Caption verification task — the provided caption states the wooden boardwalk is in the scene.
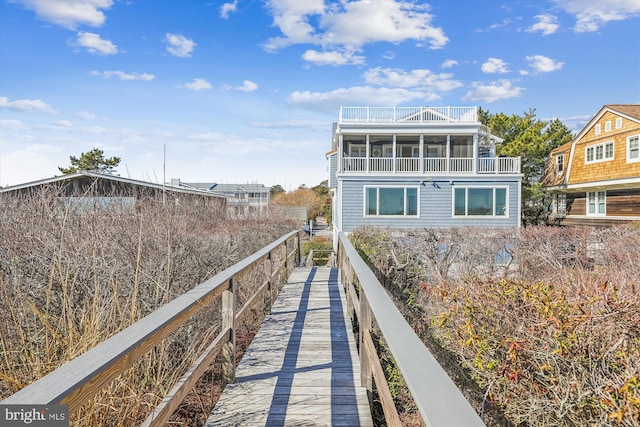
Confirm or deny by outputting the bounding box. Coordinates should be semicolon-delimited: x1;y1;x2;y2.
206;266;373;427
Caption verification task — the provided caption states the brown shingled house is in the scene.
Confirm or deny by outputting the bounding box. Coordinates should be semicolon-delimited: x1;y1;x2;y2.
541;104;640;226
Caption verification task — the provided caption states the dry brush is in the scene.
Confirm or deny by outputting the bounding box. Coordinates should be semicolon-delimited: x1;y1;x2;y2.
350;225;640;426
0;188;298;425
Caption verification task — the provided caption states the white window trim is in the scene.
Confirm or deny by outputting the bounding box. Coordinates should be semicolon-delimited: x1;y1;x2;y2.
363;185;420;217
605;121;611;132
585;141;614;164
586;191;606;217
555;194;567;216
555;153;564;174
451;186;510;218
615;118;622;129
595;124;601;135
627;135;640;163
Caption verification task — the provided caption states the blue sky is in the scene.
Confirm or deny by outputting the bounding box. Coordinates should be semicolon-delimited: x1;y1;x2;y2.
1;0;639;190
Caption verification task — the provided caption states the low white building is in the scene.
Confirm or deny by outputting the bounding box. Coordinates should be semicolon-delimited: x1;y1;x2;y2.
170;179;270;215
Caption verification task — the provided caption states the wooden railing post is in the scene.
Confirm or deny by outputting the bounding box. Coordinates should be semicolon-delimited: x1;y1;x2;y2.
359;290;373;403
221;278;236;387
264;252;273;314
296;231;301;266
285;238;290;272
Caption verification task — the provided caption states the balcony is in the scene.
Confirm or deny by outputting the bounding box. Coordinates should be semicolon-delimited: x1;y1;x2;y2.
341;156;520;175
339;106;478;124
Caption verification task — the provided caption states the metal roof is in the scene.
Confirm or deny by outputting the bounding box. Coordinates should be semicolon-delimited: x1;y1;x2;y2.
0;171;227;199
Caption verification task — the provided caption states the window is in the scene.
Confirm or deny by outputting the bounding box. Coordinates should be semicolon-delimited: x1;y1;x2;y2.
555;194;567;216
605;121;611;132
365;186;418;216
453;187;508;217
587;191;606;216
586;141;614;163
348;144;366;157
616;118;622;129
628;135;639;163
555;154;564;174
595;124;601;135
397;145;419;157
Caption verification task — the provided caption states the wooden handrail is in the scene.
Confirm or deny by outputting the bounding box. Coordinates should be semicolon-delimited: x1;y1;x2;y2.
2;230;301;424
337;232;485;427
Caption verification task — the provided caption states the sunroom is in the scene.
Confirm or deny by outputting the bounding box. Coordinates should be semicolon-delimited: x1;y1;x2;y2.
341;131;519;175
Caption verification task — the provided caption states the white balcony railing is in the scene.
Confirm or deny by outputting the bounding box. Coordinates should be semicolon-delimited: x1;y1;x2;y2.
450;158;474;173
369;158;393;172
395;158;420;172
424;158;448;172
342;156;520;174
343;157;367;172
339;106;478;124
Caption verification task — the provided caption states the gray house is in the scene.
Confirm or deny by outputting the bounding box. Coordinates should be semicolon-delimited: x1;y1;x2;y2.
327;106;522;236
170;180;270;215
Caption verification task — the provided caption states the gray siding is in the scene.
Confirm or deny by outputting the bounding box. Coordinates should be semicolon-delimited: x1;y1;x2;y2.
340;178;520;232
328;154;337;188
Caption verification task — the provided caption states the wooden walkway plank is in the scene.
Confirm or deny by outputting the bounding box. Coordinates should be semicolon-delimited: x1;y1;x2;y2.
206;267;373;427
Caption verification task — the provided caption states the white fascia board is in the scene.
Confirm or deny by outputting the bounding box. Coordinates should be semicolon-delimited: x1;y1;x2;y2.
565;177;640;190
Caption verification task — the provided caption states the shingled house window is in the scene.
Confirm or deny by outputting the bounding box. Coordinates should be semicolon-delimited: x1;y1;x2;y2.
628;135;639;163
555;154;564;174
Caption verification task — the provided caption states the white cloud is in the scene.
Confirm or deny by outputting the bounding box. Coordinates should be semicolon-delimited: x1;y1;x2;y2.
75;111;97;120
263;0;448;58
183;78;212;91
74;31;117;55
302;49;365;66
475;18;511;33
462;80;522;103
0;119;26;130
481;58;509;74
441;59;458;69
188;132;275;154
363;67;462;92
525;55;564;72
382;51;396;60
55;119;73;127
236;80;259;92
165;33;196;58
90;70;154;80
247;119;327;132
287;86;433;113
10;0;113;30
320;0;448;48
0;96;58;114
221;80;259;92
554;0;640;32
220;0;238;19
527;14;559;35
0;144;65;187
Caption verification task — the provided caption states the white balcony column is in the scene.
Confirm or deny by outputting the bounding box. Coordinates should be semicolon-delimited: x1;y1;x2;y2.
419;134;424;174
473;133;478;174
338;134;344;173
392;134;397;173
366;134;370;173
446;134;451;173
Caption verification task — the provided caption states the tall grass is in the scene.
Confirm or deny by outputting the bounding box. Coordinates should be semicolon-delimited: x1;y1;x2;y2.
350;225;640;426
0;187;298;425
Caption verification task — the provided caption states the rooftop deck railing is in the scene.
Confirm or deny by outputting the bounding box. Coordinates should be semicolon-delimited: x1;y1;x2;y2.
340;106;478;124
337;232;485;426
